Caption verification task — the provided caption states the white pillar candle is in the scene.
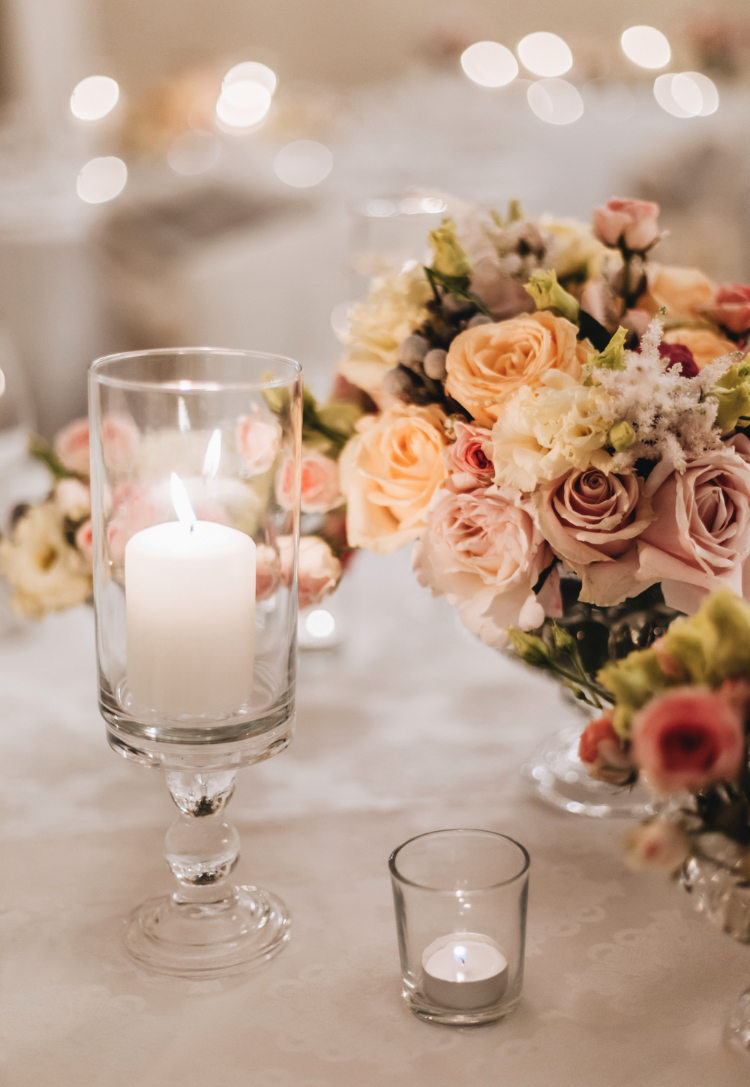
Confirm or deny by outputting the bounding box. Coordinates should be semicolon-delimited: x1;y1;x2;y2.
125;519;256;718
422;933;508;1010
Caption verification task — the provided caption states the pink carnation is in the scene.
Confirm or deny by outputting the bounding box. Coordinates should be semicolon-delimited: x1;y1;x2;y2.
237;411;282;475
444;421;494;491
633;686;745;793
592;197;660;252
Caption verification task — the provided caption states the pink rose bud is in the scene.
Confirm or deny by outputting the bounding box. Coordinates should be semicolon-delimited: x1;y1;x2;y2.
255;543;281;601
237;411;282;475
75;519;94;565
444;421;495;492
704;284;750;335
54;418;91;477
278;534;342;609
276;451;342;514
633;687;745;793
55;478;91;521
592;197;660;252
623;820;690;875
579;713;635;786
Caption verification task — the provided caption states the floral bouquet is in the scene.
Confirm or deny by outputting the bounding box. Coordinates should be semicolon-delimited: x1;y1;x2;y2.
338;193;750;798
0;387;358;620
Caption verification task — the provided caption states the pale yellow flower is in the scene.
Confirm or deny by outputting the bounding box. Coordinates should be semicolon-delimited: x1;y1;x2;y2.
0;502;92;619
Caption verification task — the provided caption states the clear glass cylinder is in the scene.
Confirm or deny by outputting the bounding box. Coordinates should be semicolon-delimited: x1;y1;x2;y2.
89;347;302;766
88;348;302;979
389;829;529;1025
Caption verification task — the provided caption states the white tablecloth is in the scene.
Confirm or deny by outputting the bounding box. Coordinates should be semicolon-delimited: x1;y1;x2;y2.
0;548;748;1086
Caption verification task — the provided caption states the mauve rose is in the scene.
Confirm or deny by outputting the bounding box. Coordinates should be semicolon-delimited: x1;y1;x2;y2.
579;713;635;785
470;260;536;322
237;411;282;474
412;482;553;648
75;519;93;566
255;543;281;601
279;534;342;608
592;197;660;252
276;450;342;514
623;821;690;874
636;448;750;613
705;284;750;335
633;686;745;792
444;421;494;491
536;468;653;606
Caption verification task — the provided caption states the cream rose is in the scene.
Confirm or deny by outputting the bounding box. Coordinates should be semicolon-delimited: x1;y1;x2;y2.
662;327;736;371
341;404;448;554
536;468;654;606
0;502;92;619
412;483;554;648
636;448;750;613
445;312;591;427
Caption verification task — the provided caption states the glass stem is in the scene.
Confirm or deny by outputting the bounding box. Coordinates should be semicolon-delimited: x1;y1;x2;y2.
164;771;241;904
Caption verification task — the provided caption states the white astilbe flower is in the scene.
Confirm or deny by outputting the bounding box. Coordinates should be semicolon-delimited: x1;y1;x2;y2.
595;315;737;473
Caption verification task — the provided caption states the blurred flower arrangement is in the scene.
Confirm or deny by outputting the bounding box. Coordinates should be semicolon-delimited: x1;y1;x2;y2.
0;390;358;620
338;192;750;719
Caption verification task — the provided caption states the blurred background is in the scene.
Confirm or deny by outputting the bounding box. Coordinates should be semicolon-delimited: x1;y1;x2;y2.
0;0;749;449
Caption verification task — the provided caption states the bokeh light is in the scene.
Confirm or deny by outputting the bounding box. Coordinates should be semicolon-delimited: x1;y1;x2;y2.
70;76;119;121
76;157;127;203
167;130;221;175
621;26;671;70
223;61;277;95
527;79;583;125
305;609;336;639
517;32;573;78
460;41;518;87
653;72;719;118
274;140;333;187
216;81;272;128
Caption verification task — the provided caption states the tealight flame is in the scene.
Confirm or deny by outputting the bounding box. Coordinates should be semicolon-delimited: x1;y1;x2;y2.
202;428;222;479
453;945;467;965
170;473;197;531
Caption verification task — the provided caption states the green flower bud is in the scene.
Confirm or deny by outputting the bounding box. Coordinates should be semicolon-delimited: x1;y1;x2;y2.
507;628;552;668
608;420;636;452
524;270;580;325
590;326;627;372
551;623;577;655
429;218;472;279
598;647;666;739
665;588;750;687
709;359;750;433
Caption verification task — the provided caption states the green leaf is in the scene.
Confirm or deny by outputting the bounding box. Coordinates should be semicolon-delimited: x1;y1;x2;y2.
424;267;491;318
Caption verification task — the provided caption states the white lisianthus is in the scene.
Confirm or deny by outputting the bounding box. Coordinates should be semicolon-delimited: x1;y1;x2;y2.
491;373;613;492
541;216;608;282
0;502;92;619
338;265;432;403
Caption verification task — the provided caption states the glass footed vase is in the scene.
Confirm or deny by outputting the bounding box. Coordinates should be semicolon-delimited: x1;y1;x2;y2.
89;348;302;978
681;842;750;1057
522;579;680;819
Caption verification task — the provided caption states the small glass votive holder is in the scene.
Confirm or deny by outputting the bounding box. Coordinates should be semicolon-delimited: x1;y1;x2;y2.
389;829;530;1025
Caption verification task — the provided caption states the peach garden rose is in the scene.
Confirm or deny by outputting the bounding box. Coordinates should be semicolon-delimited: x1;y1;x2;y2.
445;312;591;427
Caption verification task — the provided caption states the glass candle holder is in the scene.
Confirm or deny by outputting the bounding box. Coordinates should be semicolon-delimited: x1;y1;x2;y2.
89;348;302;979
389;829;530;1025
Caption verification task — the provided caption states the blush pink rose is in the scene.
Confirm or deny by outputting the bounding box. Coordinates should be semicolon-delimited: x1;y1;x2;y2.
106;483;164;567
536;468;654;606
75;519;94;566
412;483;554;648
54;415;138;478
579;713;635;785
705;284;750;335
54;419;91;476
592;197;660;252
237;411;282;474
279;534;342;608
444;421;494;491
255;543;281;601
633;686;745;793
636;449;750;613
276;450;341;514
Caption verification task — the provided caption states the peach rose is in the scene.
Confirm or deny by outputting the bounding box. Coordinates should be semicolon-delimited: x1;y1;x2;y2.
237;410;282;475
75;519;93;566
412;482;553;647
636;449;750;613
633;686;745;793
445;312;590;427
662;327;737;371
579;713;635;785
623;820;690;874
704;284;750;335
444;421;494;492
279;534;342;608
276;449;341;514
341;403;448;554
639;265;715;320
536;468;654;606
255;543;281;601
592;197;660;251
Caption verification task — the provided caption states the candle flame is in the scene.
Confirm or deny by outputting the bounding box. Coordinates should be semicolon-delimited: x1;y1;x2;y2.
202;428;222;479
170;472;197;531
452;945;467;965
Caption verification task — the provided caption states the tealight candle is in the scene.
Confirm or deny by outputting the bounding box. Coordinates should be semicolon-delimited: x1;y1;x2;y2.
421;933;508;1010
125;515;256;718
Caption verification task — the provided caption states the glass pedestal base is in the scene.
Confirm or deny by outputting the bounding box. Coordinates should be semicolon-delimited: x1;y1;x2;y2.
125;884;291;979
522;725;655;819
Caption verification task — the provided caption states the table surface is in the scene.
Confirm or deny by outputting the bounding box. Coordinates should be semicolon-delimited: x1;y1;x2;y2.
0;547;748;1087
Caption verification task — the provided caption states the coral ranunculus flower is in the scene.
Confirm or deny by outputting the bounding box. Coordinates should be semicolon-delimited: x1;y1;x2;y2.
633;687;745;793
